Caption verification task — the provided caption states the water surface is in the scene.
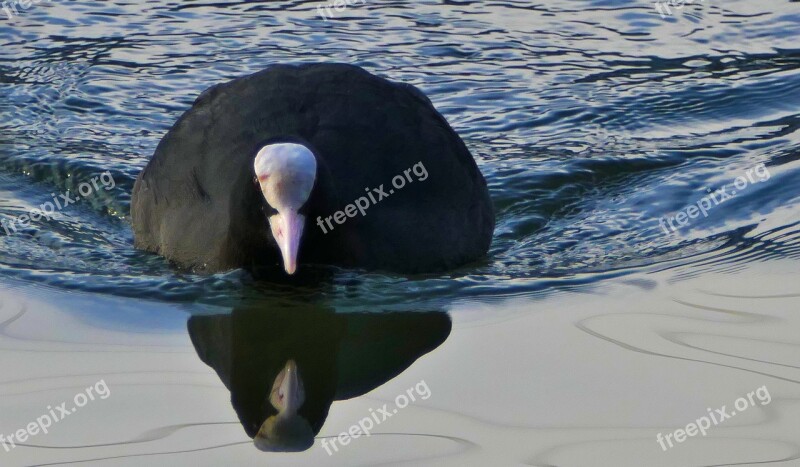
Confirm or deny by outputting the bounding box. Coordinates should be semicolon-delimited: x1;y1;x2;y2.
0;0;799;465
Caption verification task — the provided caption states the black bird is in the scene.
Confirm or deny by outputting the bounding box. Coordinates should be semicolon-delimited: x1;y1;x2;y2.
132;63;493;274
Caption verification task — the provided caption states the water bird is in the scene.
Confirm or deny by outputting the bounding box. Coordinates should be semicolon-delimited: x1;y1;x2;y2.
131;63;494;275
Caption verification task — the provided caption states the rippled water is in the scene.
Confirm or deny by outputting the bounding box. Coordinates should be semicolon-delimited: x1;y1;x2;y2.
1;0;799;465
1;0;797;308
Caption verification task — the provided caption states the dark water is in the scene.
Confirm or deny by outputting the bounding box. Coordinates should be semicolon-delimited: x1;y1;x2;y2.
2;1;800;465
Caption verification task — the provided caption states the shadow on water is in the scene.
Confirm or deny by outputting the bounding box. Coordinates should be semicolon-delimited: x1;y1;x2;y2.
187;300;451;452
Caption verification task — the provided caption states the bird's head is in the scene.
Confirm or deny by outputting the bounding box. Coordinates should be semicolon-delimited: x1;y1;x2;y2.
254;143;317;275
254;359;314;452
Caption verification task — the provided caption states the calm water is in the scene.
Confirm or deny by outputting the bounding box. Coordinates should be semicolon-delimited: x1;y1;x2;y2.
1;0;799;466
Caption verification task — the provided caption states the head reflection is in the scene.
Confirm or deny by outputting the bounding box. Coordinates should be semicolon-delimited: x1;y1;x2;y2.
255;359;314;452
187;304;451;452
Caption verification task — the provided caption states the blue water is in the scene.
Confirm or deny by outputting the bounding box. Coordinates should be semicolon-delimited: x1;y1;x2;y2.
0;0;799;309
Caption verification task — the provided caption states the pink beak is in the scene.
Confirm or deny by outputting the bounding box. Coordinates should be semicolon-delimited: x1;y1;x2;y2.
277;211;304;275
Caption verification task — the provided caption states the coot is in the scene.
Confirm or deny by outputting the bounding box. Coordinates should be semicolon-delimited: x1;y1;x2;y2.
131;64;493;274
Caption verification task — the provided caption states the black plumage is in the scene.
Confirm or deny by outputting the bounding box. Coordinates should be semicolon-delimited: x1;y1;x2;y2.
132;63;493;273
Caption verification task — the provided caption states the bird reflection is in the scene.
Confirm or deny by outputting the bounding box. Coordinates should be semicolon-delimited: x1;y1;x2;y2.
187;302;451;452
